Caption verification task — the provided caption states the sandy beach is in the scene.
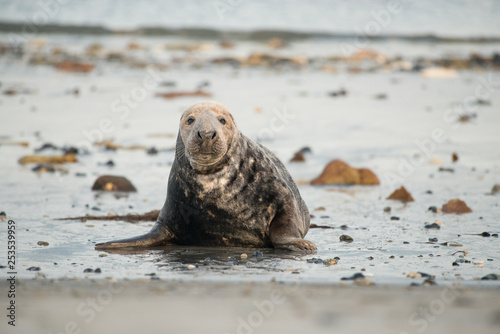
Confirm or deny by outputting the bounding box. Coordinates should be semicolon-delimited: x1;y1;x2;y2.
1;1;500;333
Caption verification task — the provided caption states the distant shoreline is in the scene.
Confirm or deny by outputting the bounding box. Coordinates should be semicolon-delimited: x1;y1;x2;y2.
1;21;500;44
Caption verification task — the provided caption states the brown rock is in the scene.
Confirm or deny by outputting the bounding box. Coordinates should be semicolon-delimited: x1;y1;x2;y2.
387;186;414;202
290;151;306;162
442;199;472;214
452;152;459;163
91;175;137;192
156;90;212;99
358;168;380;185
18;154;77;165
55;61;95;73
491;184;500;194
311;159;379;185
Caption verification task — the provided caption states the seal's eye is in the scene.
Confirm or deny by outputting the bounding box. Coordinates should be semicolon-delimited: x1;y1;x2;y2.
186;117;195;125
219;118;226;125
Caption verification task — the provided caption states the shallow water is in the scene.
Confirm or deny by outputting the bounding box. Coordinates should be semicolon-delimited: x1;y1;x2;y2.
0;32;499;287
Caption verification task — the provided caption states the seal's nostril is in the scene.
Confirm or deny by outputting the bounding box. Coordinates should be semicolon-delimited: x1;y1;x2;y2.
212;132;217;139
198;131;202;139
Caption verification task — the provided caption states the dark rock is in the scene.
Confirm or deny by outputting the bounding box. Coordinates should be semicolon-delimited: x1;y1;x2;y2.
63;146;79;155
428;238;438;242
341;273;365;281
299;147;312;154
383;206;391;213
428;206;438;213
27;266;41;271
442;199;472;214
425;190;433;194
339;235;353;243
91;175;137;192
32;164;56;173
147;147;158;155
75;172;86;177
452;262;459;266
329;88;347;97
37;241;49;246
491;184;500;194
252;251;263;259
390;216;400;221
99;160;115;167
307;258;324;264
480;232;491;237
34;143;58;152
452;152;459;163
481;274;499;280
387;186;414;202
438;167;455;173
425;223;441;229
83;268;94;273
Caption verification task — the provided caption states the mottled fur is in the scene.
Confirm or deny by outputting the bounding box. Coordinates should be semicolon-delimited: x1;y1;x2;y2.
95;102;316;251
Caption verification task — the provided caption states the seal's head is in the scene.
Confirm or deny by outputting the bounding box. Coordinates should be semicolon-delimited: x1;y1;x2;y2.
178;101;239;172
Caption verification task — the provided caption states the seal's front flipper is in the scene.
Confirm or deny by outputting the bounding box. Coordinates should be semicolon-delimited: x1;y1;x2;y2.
94;222;173;249
273;238;317;251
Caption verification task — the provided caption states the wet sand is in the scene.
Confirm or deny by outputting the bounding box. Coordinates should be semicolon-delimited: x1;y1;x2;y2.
1;279;500;334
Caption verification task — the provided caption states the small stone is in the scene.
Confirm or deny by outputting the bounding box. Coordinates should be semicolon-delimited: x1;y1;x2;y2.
99;254;107;257
428;238;438;242
94;268;102;273
324;258;338;266
289;151;306;162
252;251;263;259
422;278;437;286
403;241;410;244
37;241;49;246
428;206;438;213
452;262;459;266
452;152;459;163
240;253;248;259
383;206;391;213
480;274;499;280
491;184;500;194
407;272;422;278
91;175;137;192
480;232;491;237
386;186;414;202
339;235;353;243
341;273;365;281
425;222;441;229
390;216;400;221
492;234;499;238
145;273;156;276
27;266;41;271
187;265;196;270
442;199;472;214
147;147;158;155
83;268;94;273
307;258;324;264
438;167;454;173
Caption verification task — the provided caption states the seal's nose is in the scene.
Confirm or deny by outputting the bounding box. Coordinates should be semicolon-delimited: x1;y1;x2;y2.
197;130;217;141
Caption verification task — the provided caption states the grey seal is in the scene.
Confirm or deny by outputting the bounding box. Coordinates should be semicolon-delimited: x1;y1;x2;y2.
95;101;316;251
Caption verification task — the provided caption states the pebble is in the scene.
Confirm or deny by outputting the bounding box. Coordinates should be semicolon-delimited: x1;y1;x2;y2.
480;232;491;237
481;274;499;280
307;258;324;264
147;147;158;155
0;211;6;221
83;268;94;273
390;216;400;221
428;206;438;213
187;265;196;270
341;273;365;281
94;268;102;273
37;241;49;246
383;206;391;213
428;238;438;242
425;222;441;229
240;253;248;259
27;266;41;271
339;235;353;243
252;251;263;258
